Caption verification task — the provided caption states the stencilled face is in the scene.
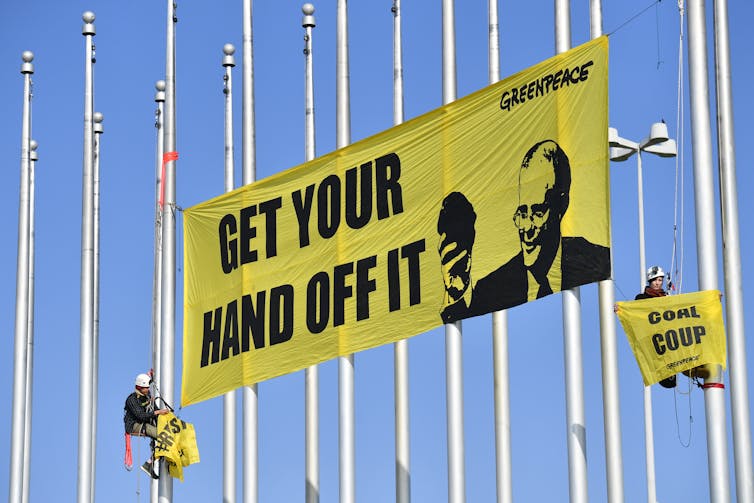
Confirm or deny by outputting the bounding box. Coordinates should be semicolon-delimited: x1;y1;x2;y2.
515;150;557;268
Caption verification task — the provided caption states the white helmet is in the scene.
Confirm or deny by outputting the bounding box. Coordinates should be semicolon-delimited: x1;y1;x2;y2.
135;373;151;387
646;265;665;283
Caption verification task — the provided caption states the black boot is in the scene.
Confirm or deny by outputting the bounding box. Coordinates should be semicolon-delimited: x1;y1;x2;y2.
659;375;677;389
140;460;159;479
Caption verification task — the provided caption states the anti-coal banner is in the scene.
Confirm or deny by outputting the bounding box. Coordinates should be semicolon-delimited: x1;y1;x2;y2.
616;290;726;386
182;36;610;406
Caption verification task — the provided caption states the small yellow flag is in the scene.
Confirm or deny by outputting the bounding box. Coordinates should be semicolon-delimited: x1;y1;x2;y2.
616;290;726;386
154;412;200;481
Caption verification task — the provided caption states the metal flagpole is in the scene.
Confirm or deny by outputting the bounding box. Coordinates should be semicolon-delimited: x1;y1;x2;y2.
391;2;410;502
92;111;104;502
302;5;320;503
336;2;355;502
488;2;512;502
78;12;96;503
590;2;625;502
10;50;33;503
686;1;731;501
222;43;238;503
442;2;465;502
22;139;38;503
713;1;753;500
555;2;588;502
159;0;177;498
241;2;259;502
151;79;166;503
638;147;657;503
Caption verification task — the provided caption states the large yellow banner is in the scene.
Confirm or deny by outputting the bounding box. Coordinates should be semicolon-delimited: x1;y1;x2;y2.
616;290;726;386
182;37;610;406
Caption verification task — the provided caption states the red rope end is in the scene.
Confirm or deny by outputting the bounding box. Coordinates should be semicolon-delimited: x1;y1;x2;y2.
159;151;179;209
124;433;133;470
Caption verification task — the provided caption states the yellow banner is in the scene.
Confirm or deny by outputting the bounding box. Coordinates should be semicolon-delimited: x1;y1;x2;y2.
182;37;610;406
154;413;201;481
616;290;726;386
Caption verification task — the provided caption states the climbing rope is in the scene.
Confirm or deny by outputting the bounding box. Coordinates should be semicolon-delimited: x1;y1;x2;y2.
669;0;686;296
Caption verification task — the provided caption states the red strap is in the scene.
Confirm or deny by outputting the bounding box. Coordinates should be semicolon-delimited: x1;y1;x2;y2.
124;433;133;470
702;382;725;389
159;151;179;209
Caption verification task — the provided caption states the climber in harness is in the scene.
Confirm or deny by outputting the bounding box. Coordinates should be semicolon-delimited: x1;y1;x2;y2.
635;265;677;389
123;372;170;479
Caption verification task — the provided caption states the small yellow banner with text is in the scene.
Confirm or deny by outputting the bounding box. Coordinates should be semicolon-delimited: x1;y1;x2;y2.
616;290;726;386
154;413;200;481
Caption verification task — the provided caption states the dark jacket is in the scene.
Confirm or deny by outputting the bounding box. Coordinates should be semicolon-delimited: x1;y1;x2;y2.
450;236;610;322
123;391;155;434
635;287;667;300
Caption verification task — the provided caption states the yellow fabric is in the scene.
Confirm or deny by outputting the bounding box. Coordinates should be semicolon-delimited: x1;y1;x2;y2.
182;36;610;406
154;413;200;481
616;290;726;386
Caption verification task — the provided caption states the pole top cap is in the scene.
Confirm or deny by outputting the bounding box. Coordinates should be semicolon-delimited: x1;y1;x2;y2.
222;44;236;67
82;11;96;35
21;51;34;74
155;80;166;102
302;3;315;27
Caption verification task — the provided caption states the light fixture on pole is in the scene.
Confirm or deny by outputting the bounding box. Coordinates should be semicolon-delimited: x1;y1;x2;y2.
609;121;677;286
609;121;677;503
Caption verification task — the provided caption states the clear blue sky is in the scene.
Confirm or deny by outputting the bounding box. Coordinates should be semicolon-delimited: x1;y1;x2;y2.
1;1;753;501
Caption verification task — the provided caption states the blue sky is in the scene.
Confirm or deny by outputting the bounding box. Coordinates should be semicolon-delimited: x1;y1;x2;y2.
1;1;753;501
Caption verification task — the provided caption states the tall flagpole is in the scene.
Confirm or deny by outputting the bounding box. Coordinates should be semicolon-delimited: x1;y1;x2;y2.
442;2;465;502
159;0;177;498
487;2;512;502
92;111;103;502
10;50;33;503
555;2;589;502
22;138;38;503
686;1;731;501
336;2;355;502
222;43;238;503
241;2;259;502
590;1;625;502
713;1;753;500
302;5;320;503
77;12;96;503
391;2;410;502
151;79;166;503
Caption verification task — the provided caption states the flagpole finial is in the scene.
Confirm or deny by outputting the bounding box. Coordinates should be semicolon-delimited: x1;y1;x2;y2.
82;11;95;36
222;44;236;68
302;3;315;27
21;51;34;74
155;80;166;103
94;112;104;134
